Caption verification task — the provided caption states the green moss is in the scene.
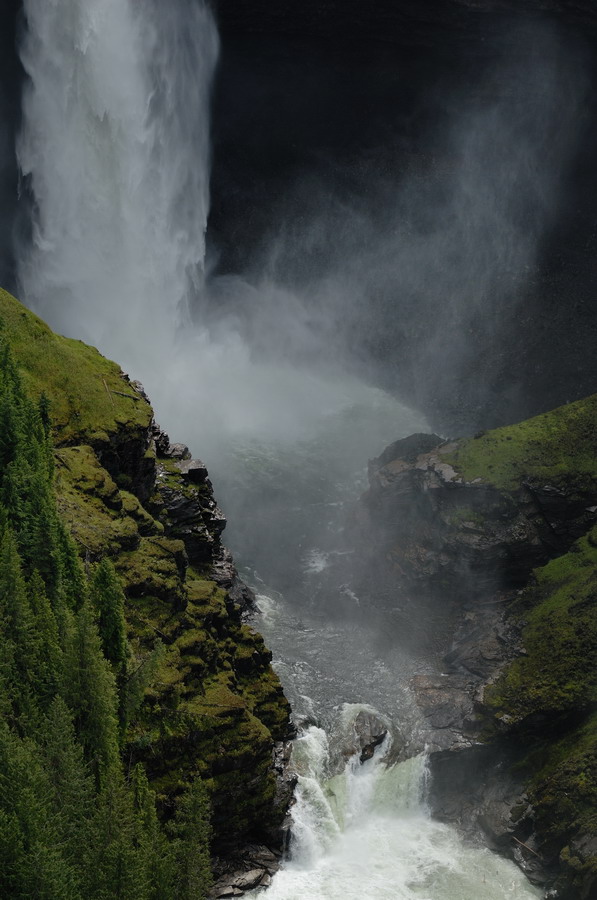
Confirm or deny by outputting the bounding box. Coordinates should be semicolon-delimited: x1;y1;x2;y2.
444;505;486;528
0;287;152;444
120;490;163;535
485;526;597;724
116;537;187;604
1;285;292;854
519;714;597;889
446;394;597;492
55;445;140;556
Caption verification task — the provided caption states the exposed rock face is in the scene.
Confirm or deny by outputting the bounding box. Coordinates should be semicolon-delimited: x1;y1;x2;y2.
354;395;597;898
57;407;295;859
363;431;597;593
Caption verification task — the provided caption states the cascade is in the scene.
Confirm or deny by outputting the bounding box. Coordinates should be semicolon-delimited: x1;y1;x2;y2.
248;719;540;899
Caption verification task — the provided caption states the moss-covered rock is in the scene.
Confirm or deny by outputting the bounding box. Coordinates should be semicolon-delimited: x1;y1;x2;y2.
0;287;293;859
484;526;597;728
0;287;152;444
477;528;597;897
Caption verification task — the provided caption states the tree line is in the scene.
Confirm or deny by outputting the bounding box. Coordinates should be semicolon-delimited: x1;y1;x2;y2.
0;333;212;899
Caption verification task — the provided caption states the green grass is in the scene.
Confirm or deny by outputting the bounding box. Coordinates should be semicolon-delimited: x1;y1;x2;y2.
0;287;152;444
446;394;597;492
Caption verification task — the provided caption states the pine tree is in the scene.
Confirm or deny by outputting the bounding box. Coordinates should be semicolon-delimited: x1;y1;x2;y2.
61;599;121;789
0;723;79;899
41;696;94;878
90;559;129;672
131;764;177;900
82;776;147;900
28;571;62;704
170;778;213;900
0;529;38;721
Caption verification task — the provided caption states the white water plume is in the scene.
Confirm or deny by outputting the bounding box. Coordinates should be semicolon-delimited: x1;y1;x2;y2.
16;0;396;450
251;721;541;900
17;0;218;367
13;8;581;898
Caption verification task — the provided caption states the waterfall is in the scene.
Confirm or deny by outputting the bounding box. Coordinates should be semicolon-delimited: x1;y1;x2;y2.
12;8;560;898
17;0;218;368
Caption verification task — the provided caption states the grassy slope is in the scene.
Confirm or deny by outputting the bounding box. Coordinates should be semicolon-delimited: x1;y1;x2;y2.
446;393;597;492
482;525;597;889
485;525;597;723
0;287;151;443
440;393;597;890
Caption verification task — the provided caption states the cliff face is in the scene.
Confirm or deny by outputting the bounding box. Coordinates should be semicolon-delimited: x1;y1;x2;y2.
355;396;597;898
0;288;294;890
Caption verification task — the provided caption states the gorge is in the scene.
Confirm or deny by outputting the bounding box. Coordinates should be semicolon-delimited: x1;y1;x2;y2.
0;1;595;898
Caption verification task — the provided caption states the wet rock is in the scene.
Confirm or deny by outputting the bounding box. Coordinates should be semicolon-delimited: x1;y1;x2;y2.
360;432;597;592
411;673;480;750
168;442;192;460
211;844;284;898
337;709;391;765
212;548;256;614
353;710;388;763
176;457;209;483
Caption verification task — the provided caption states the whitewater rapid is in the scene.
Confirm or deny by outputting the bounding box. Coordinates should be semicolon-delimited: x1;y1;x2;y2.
247;720;540;900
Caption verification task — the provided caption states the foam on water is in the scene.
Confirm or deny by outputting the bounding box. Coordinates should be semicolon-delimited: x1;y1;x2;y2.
251;723;541;900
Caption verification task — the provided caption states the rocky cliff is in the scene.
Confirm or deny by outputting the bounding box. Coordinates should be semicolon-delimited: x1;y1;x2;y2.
0;287;294;895
355;396;597;898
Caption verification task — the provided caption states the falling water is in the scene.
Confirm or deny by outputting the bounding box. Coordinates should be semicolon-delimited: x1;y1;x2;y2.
17;0;218;366
249;717;541;900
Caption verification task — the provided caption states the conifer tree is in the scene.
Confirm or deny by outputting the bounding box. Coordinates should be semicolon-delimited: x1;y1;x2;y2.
0;529;38;721
27;571;62;705
131;764;177;900
82;775;147;900
170;778;213;900
90;559;129;672
61;599;121;788
0;723;79;899
41;696;94;875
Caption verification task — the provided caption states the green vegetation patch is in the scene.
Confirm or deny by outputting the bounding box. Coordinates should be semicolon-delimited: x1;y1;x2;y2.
0;287;152;444
517;713;597;893
447;394;597;492
116;537;187;605
55;445;140;556
485;526;597;723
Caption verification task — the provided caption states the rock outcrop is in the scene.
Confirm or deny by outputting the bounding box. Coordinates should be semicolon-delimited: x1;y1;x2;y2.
354;395;597;898
0;287;294;887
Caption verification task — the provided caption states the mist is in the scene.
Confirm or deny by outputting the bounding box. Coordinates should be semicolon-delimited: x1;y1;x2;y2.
13;0;586;465
13;0;586;623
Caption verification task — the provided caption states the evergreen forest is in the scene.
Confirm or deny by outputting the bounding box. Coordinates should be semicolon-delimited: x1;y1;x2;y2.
0;331;212;899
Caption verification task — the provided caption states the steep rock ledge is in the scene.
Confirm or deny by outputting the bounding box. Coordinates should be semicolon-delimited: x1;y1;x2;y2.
0;288;295;889
355;396;597;898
